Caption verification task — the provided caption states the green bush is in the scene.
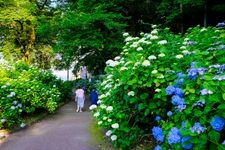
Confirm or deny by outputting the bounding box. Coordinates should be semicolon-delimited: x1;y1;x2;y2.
0;62;61;129
90;26;225;149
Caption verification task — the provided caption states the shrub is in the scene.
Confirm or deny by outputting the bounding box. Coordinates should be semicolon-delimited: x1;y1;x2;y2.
0;62;61;129
90;26;225;149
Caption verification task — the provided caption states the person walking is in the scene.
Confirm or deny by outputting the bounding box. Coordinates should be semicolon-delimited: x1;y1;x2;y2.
75;86;85;112
90;88;98;105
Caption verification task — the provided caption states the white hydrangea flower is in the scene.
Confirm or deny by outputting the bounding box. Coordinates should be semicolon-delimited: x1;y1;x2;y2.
176;54;184;59
142;60;150;67
103;117;107;120
1;85;7;88
180;46;186;49
11;106;16;110
152;25;157;28
125;37;134;42
107;75;113;79
100;104;107;109
97;100;102;104
158;53;165;57
200;28;207;32
148;55;157;60
20;123;26;128
137;47;143;51
1;119;6;123
150;35;158;40
105;84;112;89
120;67;128;71
111;135;117;141
208;90;213;94
151;70;158;74
123;32;129;37
184;38;189;41
93;112;100;117
114;56;121;60
99;94;106;99
106;130;113;136
106;106;113;112
106;60;119;67
151;29;158;34
13;100;17;105
98;121;103;125
157;74;164;79
155;89;161;92
128;91;135;96
19;109;22;113
111;123;119;129
108;119;112;122
158;40;167;45
89;104;97;110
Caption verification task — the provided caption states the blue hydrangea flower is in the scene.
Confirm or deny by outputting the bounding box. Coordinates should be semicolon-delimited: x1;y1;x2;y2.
176;72;186;78
155;116;161;121
190;62;196;68
175;78;184;87
222;140;225;144
166;85;175;95
181;136;193;149
154;145;162;150
210;117;225;132
152;126;164;142
167;111;172;117
188;68;198;80
171;95;185;106
176;104;186;112
190;122;205;134
168;127;181;145
175;88;184;96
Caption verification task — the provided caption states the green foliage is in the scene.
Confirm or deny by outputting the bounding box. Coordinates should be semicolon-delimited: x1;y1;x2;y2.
90;26;225;149
54;0;126;74
0;61;65;129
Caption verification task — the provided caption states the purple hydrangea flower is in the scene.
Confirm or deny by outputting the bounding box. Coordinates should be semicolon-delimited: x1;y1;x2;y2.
171;95;185;106
154;145;162;150
197;67;206;75
190;122;205;134
181;136;193;149
152;126;164;142
168;127;181;145
200;89;208;95
166;85;175;95
210;117;225;132
193;99;205;107
167;111;172;117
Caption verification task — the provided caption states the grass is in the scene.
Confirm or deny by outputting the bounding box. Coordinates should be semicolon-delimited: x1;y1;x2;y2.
88;118;115;150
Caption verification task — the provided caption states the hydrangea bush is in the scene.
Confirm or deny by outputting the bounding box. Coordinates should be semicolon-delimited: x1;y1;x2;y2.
0;61;62;129
90;25;225;149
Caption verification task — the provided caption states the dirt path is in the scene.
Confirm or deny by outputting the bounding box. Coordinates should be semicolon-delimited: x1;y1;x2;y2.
0;100;101;150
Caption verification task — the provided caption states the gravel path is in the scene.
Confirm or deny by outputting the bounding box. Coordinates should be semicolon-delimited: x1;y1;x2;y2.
0;100;100;150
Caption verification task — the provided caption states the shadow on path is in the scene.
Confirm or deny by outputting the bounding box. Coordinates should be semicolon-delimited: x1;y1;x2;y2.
0;100;100;150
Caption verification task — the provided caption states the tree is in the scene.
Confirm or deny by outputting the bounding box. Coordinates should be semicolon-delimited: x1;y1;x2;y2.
0;0;61;69
54;0;127;74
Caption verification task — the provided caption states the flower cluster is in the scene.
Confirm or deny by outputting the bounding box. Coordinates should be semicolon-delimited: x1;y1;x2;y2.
152;126;164;142
210;117;225;132
168;127;181;145
190;122;205;134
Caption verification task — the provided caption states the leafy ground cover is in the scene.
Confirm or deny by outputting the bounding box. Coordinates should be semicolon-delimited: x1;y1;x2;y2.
90;25;225;149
